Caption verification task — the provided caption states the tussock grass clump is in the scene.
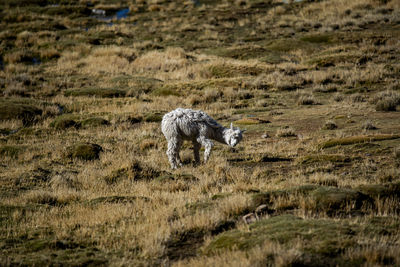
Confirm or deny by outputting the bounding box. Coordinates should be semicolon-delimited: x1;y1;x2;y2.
4;49;40;64
133;47;190;72
87;196;147;206
0;145;24;159
373;90;400;111
297;93;317;105
351;94;366;103
333;94;344;102
276;126;296;137
23;190;80;206
49;174;80;190
309;173;339;187
394;147;400;159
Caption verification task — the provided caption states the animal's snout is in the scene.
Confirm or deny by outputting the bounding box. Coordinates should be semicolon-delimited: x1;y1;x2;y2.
230;140;238;147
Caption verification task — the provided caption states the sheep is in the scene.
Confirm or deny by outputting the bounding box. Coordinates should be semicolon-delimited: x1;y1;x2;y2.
161;108;244;169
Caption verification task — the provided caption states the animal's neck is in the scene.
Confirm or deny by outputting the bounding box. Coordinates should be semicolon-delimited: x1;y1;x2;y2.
212;127;230;145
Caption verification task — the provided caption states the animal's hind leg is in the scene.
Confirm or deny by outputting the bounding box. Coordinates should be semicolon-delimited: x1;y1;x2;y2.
166;139;179;169
192;141;201;165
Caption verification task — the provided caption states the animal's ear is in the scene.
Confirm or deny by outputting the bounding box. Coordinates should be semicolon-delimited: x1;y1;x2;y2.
241;129;246;134
230;122;233;130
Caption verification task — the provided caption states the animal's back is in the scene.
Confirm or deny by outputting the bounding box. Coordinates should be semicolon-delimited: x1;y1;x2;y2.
161;108;221;139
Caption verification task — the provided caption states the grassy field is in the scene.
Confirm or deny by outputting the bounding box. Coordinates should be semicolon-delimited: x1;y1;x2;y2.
1;0;400;266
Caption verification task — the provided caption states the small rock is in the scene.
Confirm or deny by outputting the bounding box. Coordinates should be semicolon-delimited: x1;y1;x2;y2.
261;133;269;139
242;213;257;224
92;9;106;16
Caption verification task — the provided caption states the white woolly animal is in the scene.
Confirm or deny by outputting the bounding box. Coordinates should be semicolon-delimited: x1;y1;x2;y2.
161;108;244;169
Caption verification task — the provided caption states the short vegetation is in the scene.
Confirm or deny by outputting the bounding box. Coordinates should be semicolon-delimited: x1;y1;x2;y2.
1;0;400;266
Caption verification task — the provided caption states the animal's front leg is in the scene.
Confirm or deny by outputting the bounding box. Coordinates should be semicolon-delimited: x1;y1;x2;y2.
175;139;183;167
197;137;213;163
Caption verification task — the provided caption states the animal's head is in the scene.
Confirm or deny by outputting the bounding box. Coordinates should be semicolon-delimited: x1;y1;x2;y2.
225;123;245;147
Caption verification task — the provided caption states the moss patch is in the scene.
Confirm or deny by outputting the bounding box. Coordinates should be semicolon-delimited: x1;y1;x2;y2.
297;154;351;164
202;215;357;258
50;115;80;130
234;117;270;125
81;117;110;128
64;88;127;98
300;34;332;44
251;185;372;215
65;143;103;161
251;185;319;208
0;98;42;125
319;135;400;149
152;87;180;97
204;64;263;79
357;182;400;199
143;112;163;122
311;187;370;214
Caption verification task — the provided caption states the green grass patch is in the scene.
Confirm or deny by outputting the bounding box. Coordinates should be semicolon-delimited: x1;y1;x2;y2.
307;54;359;67
64;88;127;98
311;187;370;213
301;34;332;44
0;98;42;125
50;115;81;130
357;182;400;199
251;185;319;208
265;38;308;52
143;112;164;122
251;185;371;215
81;117;110;128
204;64;263;79
202;215;357;258
319;135;400;149
203;46;268;60
234;117;270;125
152;87;180;97
297;154;351;164
65;143;103;161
